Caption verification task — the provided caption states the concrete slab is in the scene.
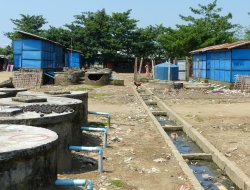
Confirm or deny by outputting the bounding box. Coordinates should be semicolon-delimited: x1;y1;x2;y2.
0;107;23;117
0;124;58;161
182;153;212;161
12;96;47;103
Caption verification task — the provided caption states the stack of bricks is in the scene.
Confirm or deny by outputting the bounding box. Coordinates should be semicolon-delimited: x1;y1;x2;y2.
13;71;43;88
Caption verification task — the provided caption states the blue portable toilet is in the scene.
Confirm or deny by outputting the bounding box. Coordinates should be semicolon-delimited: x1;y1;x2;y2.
65;49;82;68
154;62;179;80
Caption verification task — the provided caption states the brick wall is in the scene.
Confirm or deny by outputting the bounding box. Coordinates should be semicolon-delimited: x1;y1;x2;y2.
13;71;43;88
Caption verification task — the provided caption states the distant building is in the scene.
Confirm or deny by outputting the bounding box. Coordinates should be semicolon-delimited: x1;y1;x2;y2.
0;55;7;71
191;41;250;83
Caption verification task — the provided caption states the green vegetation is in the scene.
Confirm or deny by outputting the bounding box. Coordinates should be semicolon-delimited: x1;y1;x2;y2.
5;0;248;62
109;179;126;187
76;87;95;91
89;93;110;98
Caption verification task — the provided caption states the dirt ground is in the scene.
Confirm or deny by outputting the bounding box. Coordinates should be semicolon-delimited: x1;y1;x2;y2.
149;84;250;178
38;74;190;190
0;71;13;83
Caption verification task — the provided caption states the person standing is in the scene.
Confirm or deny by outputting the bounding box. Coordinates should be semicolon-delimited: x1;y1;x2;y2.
145;64;150;77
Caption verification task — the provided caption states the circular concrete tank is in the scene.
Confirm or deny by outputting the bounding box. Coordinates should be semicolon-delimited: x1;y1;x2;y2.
0;88;27;97
0;104;75;173
17;92;87;145
18;90;88;126
0;124;58;190
85;70;111;86
0;92;8;98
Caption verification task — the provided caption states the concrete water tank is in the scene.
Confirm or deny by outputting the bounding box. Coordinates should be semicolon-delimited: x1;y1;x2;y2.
0;124;58;190
154;62;179;80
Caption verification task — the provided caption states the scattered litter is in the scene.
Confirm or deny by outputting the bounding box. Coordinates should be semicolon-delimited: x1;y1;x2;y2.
111;137;123;142
153;158;168;163
140;167;160;174
124;157;133;164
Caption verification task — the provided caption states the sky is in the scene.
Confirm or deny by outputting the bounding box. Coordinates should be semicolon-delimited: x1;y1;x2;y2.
0;0;249;47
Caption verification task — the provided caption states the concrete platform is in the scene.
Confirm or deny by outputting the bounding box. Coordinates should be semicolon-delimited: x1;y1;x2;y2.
0;88;27;97
17;91;88;143
0;104;75;173
0;124;58;190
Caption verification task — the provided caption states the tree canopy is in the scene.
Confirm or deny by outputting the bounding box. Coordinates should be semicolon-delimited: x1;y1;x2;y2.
6;14;47;40
160;0;236;58
5;1;246;63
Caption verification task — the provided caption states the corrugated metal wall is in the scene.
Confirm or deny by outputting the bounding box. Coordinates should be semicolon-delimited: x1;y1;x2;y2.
154;63;179;80
13;39;63;69
65;53;81;68
192;48;250;83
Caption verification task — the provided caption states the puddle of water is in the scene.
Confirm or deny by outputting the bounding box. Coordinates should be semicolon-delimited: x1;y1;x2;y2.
148;105;161;111
167;131;203;154
188;160;240;190
155;115;176;126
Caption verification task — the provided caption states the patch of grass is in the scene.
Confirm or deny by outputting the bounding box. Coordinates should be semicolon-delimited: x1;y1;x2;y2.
89;93;110;98
110;179;126;187
76;87;95;91
88;121;106;127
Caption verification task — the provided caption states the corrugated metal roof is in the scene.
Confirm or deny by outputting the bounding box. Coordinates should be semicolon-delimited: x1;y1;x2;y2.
190;41;250;54
17;30;64;47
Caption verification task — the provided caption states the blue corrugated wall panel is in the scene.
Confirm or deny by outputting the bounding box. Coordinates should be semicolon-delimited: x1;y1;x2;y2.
22;60;42;68
225;71;231;82
14;54;22;68
22;51;42;60
219;70;225;81
13;40;22;54
206;70;210;79
155;63;179;80
23;40;42;50
232;60;250;71
232;49;250;59
210;69;215;80
13;39;64;69
215;70;220;80
214;60;220;69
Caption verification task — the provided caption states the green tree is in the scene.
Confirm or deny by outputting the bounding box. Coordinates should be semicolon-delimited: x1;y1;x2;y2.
245;13;250;40
6;14;47;39
45;26;71;47
132;25;168;59
161;0;236;58
0;46;13;62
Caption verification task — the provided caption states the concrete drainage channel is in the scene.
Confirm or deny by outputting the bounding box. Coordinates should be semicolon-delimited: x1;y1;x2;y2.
134;88;249;190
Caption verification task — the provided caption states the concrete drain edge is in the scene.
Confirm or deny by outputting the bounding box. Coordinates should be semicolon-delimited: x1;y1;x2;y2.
137;86;250;190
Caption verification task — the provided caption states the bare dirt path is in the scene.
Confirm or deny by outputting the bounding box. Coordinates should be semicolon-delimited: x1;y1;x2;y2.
59;74;190;190
0;71;13;83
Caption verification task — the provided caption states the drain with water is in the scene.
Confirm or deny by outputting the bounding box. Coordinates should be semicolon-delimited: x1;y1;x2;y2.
188;160;240;190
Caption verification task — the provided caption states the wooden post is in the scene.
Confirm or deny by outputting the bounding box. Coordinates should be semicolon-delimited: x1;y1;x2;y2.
151;59;155;79
186;56;190;81
134;57;138;81
139;57;143;74
168;58;171;81
197;58;200;81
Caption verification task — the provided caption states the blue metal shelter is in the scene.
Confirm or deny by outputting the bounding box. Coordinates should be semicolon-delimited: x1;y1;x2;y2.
65;49;82;68
13;31;64;70
154;62;179;80
191;41;250;82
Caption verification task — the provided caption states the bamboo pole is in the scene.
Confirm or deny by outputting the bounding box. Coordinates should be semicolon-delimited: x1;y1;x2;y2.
186;56;190;81
168;58;171;81
139;57;143;74
151;59;155;79
134;57;138;81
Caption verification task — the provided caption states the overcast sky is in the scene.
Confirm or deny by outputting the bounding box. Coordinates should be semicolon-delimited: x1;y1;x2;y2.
1;0;249;47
